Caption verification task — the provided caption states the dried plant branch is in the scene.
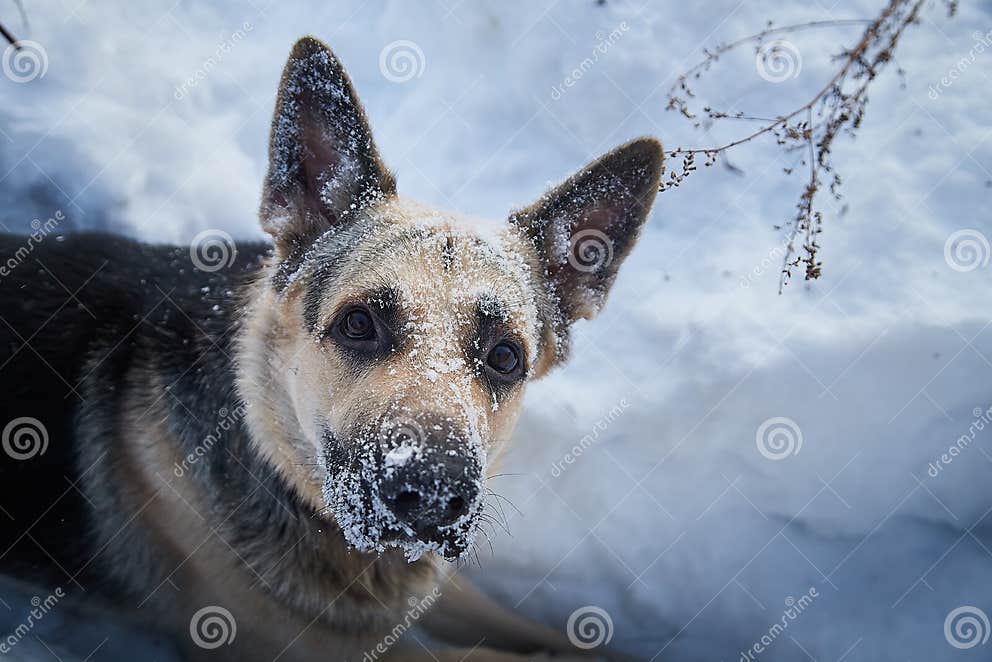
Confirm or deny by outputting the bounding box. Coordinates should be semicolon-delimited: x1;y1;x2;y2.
0;21;20;48
662;0;958;292
2;1;32;49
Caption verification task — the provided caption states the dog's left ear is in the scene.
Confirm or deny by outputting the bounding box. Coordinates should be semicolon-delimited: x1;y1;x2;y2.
510;137;663;323
260;37;394;256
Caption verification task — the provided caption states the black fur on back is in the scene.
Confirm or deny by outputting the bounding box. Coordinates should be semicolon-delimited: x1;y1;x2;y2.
0;232;272;590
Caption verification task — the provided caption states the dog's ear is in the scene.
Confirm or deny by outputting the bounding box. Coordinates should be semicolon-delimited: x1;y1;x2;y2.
510;137;663;324
260;36;394;256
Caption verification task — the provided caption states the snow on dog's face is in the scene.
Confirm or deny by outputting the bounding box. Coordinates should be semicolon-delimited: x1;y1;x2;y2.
241;37;663;562
284;204;543;561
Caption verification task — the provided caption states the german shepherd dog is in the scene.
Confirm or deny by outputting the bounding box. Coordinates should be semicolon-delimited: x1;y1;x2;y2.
0;37;662;661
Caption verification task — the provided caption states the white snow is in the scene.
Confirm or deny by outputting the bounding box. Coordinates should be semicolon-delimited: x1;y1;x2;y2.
384;444;415;468
3;1;991;660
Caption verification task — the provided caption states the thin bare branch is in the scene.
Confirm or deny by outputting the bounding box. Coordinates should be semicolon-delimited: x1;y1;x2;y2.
661;0;957;291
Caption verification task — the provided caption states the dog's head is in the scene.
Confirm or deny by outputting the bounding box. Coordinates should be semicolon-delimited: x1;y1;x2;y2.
239;37;662;562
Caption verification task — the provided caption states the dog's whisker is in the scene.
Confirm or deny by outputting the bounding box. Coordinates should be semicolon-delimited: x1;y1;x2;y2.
488;495;511;530
486;472;525;480
478;511;503;531
479;502;512;537
482;496;513;535
481;518;502;544
485;489;522;519
480;502;509;532
476;524;497;557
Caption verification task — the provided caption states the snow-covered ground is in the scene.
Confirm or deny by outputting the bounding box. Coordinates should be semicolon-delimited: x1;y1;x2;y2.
2;1;991;660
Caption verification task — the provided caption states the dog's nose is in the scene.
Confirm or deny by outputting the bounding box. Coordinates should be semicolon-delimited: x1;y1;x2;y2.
386;487;469;526
380;464;477;529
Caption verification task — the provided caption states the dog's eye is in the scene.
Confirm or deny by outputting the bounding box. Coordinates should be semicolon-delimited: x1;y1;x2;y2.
340;309;375;340
486;342;520;376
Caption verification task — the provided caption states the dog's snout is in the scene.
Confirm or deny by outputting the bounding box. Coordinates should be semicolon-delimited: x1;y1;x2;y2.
380;458;478;530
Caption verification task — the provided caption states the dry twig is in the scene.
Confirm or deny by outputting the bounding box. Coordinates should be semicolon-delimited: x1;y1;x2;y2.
662;0;958;292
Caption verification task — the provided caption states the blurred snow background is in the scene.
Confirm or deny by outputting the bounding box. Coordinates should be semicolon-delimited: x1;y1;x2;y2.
1;0;991;660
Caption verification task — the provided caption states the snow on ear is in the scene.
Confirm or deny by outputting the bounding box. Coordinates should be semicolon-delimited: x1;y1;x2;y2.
510;137;663;323
260;36;395;255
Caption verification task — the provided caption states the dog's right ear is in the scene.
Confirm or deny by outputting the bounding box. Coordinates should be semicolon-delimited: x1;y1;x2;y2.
260;37;394;256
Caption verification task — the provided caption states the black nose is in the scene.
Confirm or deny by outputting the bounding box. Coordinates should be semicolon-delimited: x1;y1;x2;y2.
381;468;476;529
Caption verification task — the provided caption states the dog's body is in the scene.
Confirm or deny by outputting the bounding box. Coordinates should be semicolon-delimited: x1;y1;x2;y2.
0;37;662;661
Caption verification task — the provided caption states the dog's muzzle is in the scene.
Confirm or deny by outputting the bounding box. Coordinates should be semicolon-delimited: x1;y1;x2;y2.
320;413;486;562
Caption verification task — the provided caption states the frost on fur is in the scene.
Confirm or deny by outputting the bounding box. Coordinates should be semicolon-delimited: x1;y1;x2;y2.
305;210;545;562
260;37;394;256
510;137;664;330
320;410;488;563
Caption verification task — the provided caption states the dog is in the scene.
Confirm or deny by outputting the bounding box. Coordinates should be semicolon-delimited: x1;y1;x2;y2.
0;36;662;661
